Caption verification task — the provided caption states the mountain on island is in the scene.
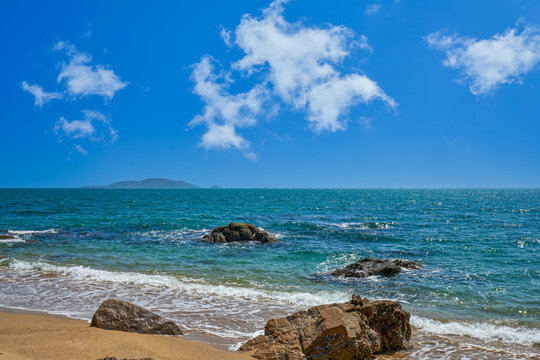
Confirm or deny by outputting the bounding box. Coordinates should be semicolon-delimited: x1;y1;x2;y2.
85;178;200;189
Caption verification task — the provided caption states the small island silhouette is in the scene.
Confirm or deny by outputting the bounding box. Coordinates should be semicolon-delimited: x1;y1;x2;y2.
83;178;206;189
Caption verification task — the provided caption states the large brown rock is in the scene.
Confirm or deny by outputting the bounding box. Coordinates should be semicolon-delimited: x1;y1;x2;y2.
203;223;278;243
90;299;182;335
239;295;411;360
331;258;421;278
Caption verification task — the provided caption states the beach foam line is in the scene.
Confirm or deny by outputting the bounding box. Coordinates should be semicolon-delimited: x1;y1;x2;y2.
411;315;540;347
7;259;350;307
7;229;58;235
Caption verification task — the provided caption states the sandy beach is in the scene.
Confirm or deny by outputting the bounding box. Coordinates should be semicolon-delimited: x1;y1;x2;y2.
0;310;254;360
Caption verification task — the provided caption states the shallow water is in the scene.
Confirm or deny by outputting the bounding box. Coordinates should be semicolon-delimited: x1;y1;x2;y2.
0;189;538;357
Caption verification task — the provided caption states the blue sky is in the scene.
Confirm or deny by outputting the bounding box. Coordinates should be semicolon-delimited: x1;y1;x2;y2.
1;0;540;188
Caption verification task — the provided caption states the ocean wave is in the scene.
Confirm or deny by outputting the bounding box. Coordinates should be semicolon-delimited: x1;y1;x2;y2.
6;229;58;235
411;315;540;347
0;237;25;243
8;259;349;307
330;221;392;230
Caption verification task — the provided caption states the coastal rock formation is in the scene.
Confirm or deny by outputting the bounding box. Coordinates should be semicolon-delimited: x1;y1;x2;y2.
239;295;411;360
203;222;278;243
331;258;421;278
90;299;182;335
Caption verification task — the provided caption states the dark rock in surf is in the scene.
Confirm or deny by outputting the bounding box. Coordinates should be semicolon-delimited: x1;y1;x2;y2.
0;234;18;240
90;299;182;335
239;295;411;360
203;222;278;243
331;258;421;278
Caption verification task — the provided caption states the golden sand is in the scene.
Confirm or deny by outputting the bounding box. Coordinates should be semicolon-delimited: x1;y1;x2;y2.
0;310;254;360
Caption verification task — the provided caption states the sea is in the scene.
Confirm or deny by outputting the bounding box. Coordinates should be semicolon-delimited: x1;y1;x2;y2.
0;188;538;359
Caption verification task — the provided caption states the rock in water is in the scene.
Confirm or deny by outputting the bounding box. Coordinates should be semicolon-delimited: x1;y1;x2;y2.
90;299;182;335
203;222;278;243
239;295;411;360
331;258;421;278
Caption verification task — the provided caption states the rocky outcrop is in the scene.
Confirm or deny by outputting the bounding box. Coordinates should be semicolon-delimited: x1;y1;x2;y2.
0;234;18;240
90;299;182;335
203;222;278;243
331;258;421;278
239;295;411;360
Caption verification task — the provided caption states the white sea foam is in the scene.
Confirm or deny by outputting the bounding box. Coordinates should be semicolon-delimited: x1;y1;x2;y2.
0;237;25;243
411;315;540;346
7;229;58;235
8;259;349;307
330;221;392;230
4;259;539;350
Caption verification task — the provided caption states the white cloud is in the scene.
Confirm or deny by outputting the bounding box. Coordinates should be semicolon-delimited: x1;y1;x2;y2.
190;0;394;157
219;26;232;48
55;117;95;139
21;81;62;107
74;144;88;155
365;4;381;16
426;22;540;95
234;0;394;131
54;110;117;144
54;41;127;99
306;74;395;131
189;57;266;159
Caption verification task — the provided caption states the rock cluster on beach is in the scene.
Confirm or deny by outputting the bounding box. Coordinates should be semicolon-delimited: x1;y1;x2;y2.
90;299;182;335
203;222;278;243
331;258;421;278
239;295;411;360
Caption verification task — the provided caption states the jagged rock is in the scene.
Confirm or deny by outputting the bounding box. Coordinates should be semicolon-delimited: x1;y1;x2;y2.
203;222;278;243
90;299;182;335
239;295;411;360
331;258;421;278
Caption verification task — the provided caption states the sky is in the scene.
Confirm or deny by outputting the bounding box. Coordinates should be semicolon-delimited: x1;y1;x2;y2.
1;0;540;188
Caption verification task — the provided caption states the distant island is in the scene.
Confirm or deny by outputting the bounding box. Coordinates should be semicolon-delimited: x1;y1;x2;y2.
84;178;201;189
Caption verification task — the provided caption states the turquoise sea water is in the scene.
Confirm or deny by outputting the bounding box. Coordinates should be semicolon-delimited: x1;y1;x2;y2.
0;189;539;358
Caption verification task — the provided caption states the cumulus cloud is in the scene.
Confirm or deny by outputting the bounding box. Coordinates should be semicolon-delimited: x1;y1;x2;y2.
21;81;63;107
54;110;117;143
54;41;127;99
191;0;394;158
426;21;540;95
189;57;266;159
22;41;126;155
365;4;381;16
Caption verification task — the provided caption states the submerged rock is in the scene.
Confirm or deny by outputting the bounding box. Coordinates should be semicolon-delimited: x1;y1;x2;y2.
0;234;18;240
203;222;278;243
90;299;182;335
331;258;421;278
239;295;411;360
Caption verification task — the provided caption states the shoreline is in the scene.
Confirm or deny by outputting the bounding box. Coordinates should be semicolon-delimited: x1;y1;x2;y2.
0;308;254;360
1;302;538;359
